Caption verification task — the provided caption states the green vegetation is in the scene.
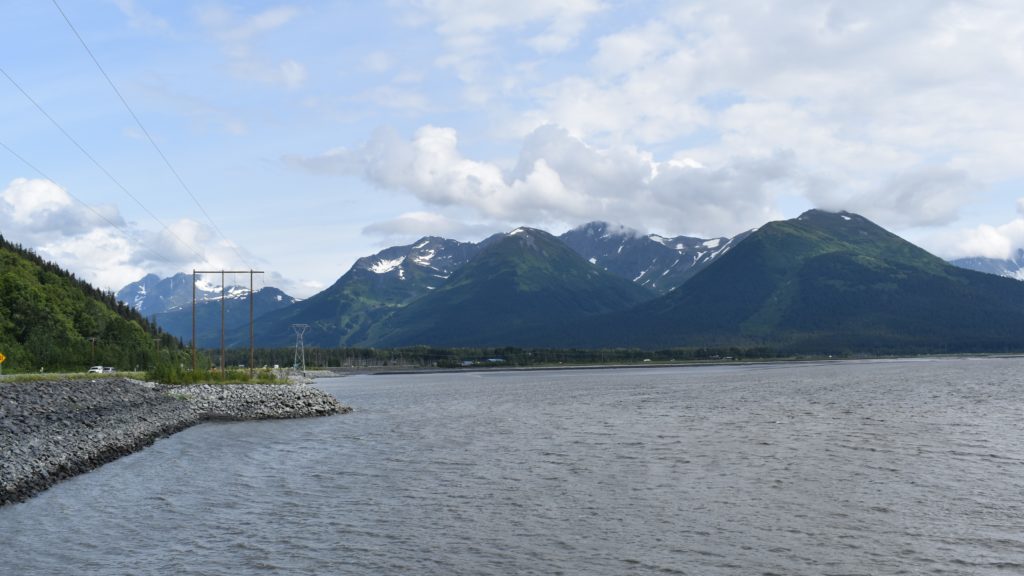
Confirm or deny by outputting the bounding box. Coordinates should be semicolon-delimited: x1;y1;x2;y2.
560;210;1024;353
213;344;788;369
372;228;654;347
239;254;441;348
145;349;283;385
0;234;174;373
0;371;148;383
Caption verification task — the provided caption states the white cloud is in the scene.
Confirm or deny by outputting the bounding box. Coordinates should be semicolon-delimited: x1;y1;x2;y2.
265;271;323;300
413;0;605;52
925;212;1024;262
0;179;270;291
0;178;124;239
404;0;605;102
197;4;307;89
509;0;1024;235
811;167;978;229
36;228;146;292
362;211;496;244
288;124;790;237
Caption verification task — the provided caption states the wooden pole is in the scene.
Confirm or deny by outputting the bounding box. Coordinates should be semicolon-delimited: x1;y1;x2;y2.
249;269;254;378
220;270;225;377
191;269;196;373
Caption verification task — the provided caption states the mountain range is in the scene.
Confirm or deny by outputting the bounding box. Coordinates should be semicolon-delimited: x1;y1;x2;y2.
950;249;1024;280
116;272;297;347
559;221;752;294
370;228;653;347
118;212;1024;353
547;210;1024;352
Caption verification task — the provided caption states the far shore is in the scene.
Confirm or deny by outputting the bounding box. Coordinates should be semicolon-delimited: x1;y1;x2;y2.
322;352;1024;377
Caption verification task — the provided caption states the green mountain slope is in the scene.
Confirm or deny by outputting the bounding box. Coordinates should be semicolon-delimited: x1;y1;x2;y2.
0;234;167;371
371;228;656;347
561;210;1024;352
241;236;486;347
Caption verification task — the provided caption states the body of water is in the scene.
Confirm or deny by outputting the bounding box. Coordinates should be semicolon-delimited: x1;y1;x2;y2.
2;358;1024;574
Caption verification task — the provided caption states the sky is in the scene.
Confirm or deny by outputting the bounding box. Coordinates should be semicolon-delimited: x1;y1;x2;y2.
3;0;1024;298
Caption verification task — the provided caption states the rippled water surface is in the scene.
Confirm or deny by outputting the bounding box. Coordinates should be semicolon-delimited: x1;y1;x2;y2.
3;358;1024;574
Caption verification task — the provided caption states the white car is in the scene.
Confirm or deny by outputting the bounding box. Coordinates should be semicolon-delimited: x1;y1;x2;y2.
87;366;104;374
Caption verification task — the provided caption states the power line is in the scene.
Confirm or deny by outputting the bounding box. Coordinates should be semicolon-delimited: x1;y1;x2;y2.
0;66;207;263
51;0;252;270
0;138;183;267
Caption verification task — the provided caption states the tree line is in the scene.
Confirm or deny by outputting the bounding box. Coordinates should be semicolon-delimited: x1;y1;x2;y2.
0;234;175;373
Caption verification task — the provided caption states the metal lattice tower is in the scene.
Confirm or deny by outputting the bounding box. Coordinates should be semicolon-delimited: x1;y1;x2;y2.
291;324;309;373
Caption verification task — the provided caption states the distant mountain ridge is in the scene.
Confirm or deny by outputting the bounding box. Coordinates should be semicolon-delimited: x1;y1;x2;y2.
152;287;297;347
116;272;297;346
236;236;491;347
118;213;1024;353
559;221;752;294
548;210;1024;352
371;227;655;347
950;249;1024;280
116;272;278;318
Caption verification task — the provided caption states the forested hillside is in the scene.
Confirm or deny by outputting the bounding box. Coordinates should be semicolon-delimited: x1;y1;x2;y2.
0;234;172;372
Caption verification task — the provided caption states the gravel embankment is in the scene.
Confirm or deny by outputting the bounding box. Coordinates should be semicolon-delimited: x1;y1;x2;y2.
0;378;350;506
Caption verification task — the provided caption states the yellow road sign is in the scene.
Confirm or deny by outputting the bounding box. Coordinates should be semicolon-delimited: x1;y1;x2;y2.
0;352;6;364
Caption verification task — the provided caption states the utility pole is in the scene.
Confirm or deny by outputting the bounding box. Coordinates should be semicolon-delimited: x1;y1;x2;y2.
249;269;254;378
291;324;308;374
191;269;196;373
191;269;264;379
221;270;225;376
88;336;98;366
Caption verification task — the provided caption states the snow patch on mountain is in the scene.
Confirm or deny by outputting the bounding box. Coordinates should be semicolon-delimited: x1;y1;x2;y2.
560;221;755;295
413;249;436;266
371;257;406;274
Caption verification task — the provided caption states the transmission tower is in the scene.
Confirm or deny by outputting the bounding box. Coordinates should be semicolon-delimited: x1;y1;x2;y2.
291;324;309;374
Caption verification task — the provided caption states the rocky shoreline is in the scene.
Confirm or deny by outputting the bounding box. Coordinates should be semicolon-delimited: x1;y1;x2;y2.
0;378;350;506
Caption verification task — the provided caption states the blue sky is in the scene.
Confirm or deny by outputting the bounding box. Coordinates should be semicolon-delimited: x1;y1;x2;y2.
3;0;1024;296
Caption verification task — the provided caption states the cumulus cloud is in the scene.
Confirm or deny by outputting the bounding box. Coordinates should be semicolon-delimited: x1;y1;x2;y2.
0;179;146;289
197;4;307;89
36;228;146;291
924;199;1024;261
288;124;790;237
810;167;978;229
0;178;124;240
0;178;264;291
505;0;1024;236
